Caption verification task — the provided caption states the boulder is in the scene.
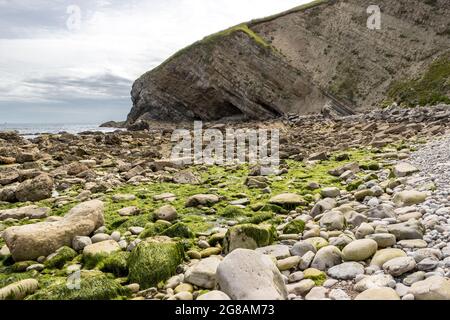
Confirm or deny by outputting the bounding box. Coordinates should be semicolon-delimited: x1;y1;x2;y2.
256;245;291;260
0;279;39;300
370;248;407;267
383;257;417;276
128;236;184;289
15;173;54;202
393;190;427;206
327;262;365;280
0;205;50;221
310;198;337;217
154;205;178;222
223;224;276;253
393;163;419;177
320;187;340;198
83;240;121;261
197;291;231;300
311;246;342;271
387;220;424;240
185;194;220;207
354;274;395;292
355;287;400;300
216;249;288;300
185;256;222;289
269;193;304;207
342;239;378;261
319;211;346;231
409;276;450;300
2;200;104;261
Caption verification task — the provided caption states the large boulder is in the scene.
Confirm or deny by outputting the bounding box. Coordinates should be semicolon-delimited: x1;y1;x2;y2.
223;224;276;253
128;236;184;289
2;200;105;261
14;173;54;202
409;276;450;300
216;249;288;300
185;256;222;289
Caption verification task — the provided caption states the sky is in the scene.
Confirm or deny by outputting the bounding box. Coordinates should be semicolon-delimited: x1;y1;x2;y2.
0;0;309;123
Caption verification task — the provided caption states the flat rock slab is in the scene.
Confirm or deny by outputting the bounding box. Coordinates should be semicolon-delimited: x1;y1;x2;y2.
2;200;104;261
0;205;50;221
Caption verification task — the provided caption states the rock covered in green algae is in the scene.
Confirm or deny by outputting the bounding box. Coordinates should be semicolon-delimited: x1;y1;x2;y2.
282;220;305;235
160;222;195;239
128;236;184;289
44;246;77;269
98;251;130;277
269;193;305;208
27;270;130;300
223;224;277;253
82;240;122;269
0;279;39;300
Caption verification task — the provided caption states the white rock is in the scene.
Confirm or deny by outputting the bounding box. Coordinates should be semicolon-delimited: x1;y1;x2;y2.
216;249;288;300
185;256;222;289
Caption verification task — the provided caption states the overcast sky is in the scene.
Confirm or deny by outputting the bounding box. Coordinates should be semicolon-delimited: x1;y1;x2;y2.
0;0;309;123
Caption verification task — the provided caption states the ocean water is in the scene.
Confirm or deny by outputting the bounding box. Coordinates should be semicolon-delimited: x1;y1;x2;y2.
0;123;124;138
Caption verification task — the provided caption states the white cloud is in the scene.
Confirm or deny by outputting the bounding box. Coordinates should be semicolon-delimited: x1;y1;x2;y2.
0;0;309;120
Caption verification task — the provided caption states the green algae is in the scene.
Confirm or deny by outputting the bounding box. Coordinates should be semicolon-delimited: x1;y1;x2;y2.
387;53;450;107
128;237;184;289
283;220;306;234
27;271;130;300
44;247;77;269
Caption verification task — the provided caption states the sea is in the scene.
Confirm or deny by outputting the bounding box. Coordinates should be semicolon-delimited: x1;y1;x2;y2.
0;123;124;139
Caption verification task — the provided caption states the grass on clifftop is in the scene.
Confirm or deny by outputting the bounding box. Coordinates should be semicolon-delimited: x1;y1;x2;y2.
248;0;331;26
387;53;450;107
149;24;273;75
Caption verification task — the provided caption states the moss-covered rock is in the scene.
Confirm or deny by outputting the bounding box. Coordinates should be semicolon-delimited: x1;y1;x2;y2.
12;261;37;272
219;206;245;218
304;268;327;286
128;236;185;289
161;222;194;238
44;246;77;269
0;279;39;300
139;221;170;239
98;251;129;277
242;212;274;225
223;224;277;253
283;220;305;234
27;270;130;300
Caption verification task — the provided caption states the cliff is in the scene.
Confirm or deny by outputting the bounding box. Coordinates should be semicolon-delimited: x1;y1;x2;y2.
126;0;450;126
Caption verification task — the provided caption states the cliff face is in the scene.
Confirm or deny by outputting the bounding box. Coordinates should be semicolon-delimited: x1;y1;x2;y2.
127;0;450;126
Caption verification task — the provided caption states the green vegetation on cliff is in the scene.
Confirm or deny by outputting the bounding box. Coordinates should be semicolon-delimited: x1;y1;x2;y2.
387;54;450;107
